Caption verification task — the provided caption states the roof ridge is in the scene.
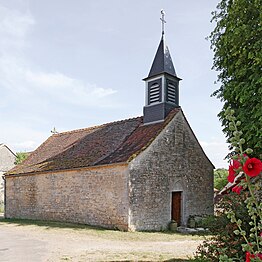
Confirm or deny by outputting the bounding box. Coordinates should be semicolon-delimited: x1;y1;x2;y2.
53;116;143;136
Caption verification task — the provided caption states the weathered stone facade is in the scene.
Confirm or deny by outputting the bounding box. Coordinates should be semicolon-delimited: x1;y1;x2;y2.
5;111;213;231
0;144;16;206
5;164;129;230
128;111;214;230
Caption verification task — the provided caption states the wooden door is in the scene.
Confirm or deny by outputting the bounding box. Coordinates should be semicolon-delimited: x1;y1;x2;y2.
172;192;182;226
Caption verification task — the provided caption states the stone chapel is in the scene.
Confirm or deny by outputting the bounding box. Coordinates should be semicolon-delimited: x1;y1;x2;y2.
4;14;214;231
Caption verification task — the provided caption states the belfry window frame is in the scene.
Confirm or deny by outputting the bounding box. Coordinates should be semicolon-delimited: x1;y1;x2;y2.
145;76;163;106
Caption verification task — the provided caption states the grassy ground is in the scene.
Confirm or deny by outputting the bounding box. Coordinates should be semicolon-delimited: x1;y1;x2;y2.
0;218;206;261
0;217;207;242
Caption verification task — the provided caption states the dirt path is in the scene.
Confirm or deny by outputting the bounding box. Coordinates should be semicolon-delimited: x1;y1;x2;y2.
0;221;203;261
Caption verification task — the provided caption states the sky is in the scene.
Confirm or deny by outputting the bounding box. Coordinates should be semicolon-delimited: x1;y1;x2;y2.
0;0;230;168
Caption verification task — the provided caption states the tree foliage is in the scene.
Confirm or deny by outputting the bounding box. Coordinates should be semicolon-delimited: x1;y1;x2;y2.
214;168;228;190
210;0;262;158
15;152;28;165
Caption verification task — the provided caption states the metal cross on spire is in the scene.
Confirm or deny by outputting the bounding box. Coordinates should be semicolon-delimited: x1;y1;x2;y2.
160;9;166;36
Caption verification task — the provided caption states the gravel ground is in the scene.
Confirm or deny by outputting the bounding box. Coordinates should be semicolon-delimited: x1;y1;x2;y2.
0;219;203;262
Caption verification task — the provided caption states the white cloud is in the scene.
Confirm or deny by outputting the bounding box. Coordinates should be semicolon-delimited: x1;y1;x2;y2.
0;4;117;107
0;6;34;51
0;4;118;153
0;123;49;153
24;70;117;106
0;8;34;37
25;71;72;87
13;141;38;151
0;59;117;107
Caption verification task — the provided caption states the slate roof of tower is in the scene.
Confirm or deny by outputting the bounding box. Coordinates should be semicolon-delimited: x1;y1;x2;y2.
147;36;177;78
7;108;181;175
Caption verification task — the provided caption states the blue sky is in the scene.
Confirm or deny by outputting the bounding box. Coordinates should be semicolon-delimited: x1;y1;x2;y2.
0;0;230;168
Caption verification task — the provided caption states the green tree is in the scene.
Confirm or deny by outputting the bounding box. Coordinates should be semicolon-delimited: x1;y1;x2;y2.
210;0;262;158
15;152;28;165
214;168;228;190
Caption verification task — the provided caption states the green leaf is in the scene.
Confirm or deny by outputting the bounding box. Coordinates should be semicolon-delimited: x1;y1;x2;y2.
233;229;240;235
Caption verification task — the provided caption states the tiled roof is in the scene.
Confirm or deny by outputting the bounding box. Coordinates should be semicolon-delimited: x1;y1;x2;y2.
7;108;181;175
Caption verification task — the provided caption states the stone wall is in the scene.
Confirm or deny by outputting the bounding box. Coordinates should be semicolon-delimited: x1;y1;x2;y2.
0;145;16;206
5;164;129;230
128;111;214;231
0;145;16;173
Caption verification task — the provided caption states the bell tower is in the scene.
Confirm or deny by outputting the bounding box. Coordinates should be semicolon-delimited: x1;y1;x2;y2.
143;10;181;124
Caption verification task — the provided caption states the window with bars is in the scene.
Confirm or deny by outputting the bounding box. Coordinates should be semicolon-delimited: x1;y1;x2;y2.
148;79;162;104
166;80;177;104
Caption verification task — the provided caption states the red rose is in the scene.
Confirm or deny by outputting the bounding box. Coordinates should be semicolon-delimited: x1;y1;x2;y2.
228;159;241;183
243;158;262;177
232;185;243;194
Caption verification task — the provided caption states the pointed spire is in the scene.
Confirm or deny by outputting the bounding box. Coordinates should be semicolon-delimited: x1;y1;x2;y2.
146;10;177;79
147;36;177;78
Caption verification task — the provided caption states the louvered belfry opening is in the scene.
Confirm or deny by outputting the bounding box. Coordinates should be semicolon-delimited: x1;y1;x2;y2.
143;35;181;124
166;78;178;104
148;79;162;104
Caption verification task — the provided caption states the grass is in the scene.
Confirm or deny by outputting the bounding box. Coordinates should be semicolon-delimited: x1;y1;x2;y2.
80;252;194;262
77;250;195;262
0;217;206;242
0;217;202;261
0;217;102;229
